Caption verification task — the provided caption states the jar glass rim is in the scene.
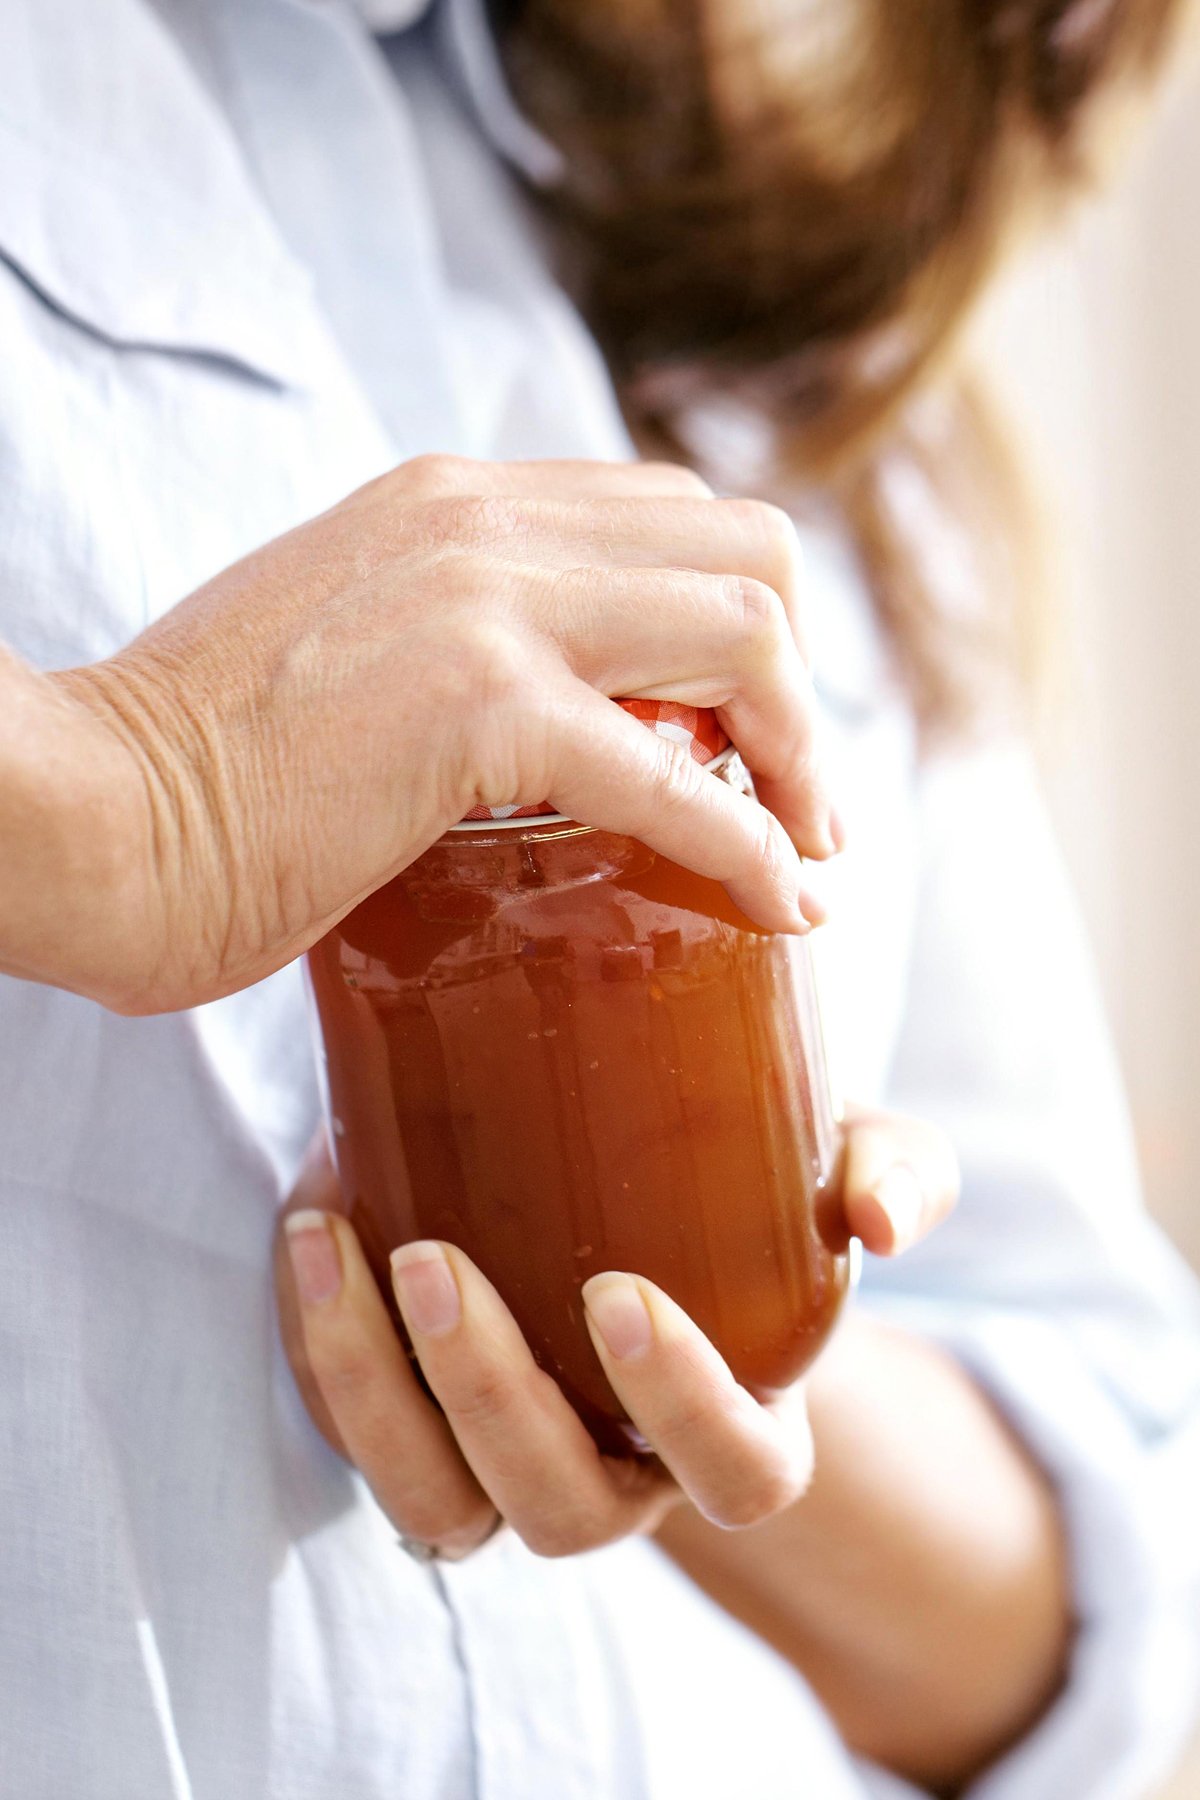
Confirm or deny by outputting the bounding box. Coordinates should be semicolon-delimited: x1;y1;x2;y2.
443;816;596;843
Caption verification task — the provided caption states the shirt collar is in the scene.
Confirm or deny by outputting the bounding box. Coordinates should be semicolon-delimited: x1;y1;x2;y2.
437;0;565;186
348;0;432;29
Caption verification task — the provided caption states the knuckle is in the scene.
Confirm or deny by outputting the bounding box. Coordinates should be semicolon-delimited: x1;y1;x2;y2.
545;559;603;625
435;599;520;680
438;1360;520;1427
460;619;537;717
439;620;555;814
650;737;703;813
726;497;802;566
401;452;479;499
639;461;712;497
758;499;802;556
763;498;800;538
724;573;786;644
314;1340;380;1409
753;809;800;892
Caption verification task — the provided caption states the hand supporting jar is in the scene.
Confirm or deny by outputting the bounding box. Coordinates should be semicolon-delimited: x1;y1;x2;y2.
307;705;850;1452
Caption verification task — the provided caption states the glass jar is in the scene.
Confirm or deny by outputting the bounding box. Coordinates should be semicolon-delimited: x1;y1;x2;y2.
307;751;850;1454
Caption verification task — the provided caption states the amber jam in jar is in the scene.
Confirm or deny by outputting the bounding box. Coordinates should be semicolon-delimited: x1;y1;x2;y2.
308;813;849;1454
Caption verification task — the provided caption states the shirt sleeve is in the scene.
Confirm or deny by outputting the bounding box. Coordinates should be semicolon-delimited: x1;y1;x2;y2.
856;736;1200;1800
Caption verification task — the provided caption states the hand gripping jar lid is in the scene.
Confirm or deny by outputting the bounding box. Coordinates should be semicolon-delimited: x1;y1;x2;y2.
455;699;734;828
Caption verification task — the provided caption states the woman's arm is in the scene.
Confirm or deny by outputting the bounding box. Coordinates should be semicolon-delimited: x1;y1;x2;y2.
656;1310;1071;1793
0;642;146;997
1;456;839;1014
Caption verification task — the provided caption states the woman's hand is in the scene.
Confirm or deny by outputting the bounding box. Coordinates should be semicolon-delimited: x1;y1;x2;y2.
17;455;838;1014
274;1106;958;1560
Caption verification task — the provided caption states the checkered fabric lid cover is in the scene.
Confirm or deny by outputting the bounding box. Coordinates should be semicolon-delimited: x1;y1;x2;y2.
460;700;731;823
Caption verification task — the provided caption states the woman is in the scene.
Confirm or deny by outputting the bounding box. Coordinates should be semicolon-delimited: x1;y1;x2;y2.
0;1;1196;1797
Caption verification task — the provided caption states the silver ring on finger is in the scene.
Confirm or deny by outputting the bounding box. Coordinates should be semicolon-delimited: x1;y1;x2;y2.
397;1535;441;1564
397;1512;505;1564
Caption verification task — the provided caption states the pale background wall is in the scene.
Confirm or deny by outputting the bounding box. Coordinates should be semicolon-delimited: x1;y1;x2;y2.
974;58;1200;1796
977;63;1200;1273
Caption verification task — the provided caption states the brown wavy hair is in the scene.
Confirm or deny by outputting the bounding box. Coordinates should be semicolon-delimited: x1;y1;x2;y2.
495;0;1187;732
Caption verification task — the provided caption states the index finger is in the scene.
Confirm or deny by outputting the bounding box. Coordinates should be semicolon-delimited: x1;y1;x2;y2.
542;685;825;932
483;495;812;666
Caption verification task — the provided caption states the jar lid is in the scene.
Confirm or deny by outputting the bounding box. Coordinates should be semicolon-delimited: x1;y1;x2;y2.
456;700;732;828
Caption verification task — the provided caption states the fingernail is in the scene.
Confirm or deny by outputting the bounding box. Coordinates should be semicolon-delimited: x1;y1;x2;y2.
391;1241;461;1337
796;882;826;929
795;855;829;929
781;895;810;936
828;805;847;853
873;1166;924;1250
582;1273;653;1361
285;1209;342;1306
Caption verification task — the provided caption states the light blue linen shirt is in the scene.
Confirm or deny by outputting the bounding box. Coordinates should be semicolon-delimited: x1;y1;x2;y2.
0;2;1197;1797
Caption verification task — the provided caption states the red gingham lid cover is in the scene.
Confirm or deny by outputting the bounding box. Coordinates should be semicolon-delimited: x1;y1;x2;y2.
460;700;731;823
